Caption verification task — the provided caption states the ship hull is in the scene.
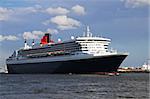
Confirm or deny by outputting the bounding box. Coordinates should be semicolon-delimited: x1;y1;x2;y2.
7;54;127;74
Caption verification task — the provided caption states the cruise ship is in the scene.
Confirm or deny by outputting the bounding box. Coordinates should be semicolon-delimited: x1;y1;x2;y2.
6;26;128;74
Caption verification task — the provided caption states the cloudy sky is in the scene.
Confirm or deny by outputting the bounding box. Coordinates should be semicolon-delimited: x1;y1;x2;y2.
0;0;149;70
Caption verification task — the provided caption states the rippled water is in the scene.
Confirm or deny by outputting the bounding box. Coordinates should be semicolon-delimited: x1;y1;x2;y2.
0;73;149;99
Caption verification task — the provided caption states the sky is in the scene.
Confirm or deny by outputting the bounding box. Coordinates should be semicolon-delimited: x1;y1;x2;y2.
0;0;149;70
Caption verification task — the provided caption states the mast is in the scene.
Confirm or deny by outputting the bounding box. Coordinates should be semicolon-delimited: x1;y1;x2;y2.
86;26;92;37
24;39;27;49
24;39;31;49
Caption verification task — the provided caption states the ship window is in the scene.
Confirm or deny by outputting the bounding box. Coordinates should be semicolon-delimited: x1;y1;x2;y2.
82;49;88;51
77;40;86;41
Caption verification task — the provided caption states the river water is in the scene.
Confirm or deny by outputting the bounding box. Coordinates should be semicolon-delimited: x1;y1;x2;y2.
0;73;149;99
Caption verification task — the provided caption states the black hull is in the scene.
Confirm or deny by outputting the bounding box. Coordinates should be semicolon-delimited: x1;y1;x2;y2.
7;55;127;74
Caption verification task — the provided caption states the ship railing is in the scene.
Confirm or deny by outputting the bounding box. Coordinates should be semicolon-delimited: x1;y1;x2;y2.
109;51;129;55
25;51;74;58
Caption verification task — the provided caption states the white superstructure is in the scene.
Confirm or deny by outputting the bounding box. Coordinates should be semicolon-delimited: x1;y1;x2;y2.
76;26;116;55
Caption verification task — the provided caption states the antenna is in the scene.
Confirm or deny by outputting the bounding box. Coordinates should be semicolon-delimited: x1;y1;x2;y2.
87;26;90;37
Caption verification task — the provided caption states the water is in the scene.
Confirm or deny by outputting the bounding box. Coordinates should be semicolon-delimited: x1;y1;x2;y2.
0;73;149;99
